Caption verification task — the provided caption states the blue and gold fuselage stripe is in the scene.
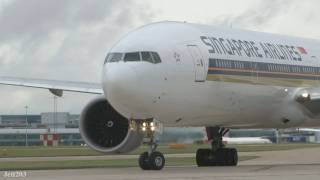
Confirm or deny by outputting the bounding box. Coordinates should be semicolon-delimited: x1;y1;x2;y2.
207;58;320;86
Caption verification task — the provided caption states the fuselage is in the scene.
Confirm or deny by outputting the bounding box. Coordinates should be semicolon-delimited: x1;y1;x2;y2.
102;21;320;129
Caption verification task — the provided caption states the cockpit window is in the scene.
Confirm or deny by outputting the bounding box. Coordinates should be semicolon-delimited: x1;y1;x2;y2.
124;52;140;62
105;51;161;64
104;53;123;64
141;52;154;63
151;52;161;64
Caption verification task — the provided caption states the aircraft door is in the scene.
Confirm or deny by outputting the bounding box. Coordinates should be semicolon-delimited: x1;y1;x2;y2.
187;45;206;82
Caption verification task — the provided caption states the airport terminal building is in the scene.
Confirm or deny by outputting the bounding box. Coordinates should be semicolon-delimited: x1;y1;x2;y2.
0;113;81;146
0;113;320;146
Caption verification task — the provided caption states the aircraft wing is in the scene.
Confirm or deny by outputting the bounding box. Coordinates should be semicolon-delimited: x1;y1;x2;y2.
0;76;103;96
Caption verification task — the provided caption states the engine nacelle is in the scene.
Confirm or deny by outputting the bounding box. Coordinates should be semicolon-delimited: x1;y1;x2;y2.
80;97;144;154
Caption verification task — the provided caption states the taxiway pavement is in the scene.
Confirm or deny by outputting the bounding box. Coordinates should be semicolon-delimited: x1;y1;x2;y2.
1;147;320;180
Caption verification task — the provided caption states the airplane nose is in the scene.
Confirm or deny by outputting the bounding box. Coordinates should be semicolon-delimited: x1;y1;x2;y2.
103;64;141;113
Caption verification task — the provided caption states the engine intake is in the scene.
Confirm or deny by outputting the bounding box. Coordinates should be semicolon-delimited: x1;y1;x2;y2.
80;97;143;154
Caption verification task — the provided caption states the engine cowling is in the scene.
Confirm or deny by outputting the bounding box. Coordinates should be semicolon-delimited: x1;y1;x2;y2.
80;97;144;154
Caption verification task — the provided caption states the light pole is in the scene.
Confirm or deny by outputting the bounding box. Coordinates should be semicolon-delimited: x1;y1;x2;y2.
53;96;58;133
25;105;28;146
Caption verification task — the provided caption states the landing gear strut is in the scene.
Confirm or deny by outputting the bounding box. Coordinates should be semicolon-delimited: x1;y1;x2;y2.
196;127;238;166
138;120;165;170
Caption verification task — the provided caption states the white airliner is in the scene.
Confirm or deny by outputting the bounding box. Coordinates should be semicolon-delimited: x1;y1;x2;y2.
222;137;272;144
1;21;320;170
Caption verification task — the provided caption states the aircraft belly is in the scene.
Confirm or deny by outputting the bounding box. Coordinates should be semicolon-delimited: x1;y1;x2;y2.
159;81;298;128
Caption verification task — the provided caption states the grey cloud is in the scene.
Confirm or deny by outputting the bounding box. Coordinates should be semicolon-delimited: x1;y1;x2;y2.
0;0;154;79
210;0;297;29
0;0;122;41
0;0;155;114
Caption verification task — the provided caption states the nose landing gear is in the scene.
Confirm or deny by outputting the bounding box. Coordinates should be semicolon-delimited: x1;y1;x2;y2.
196;127;238;166
138;120;165;170
139;147;165;170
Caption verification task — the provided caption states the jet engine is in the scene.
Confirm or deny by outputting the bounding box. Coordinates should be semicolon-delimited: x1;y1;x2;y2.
80;97;144;154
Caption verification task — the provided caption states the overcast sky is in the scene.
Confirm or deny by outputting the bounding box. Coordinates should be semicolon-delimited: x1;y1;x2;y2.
0;0;319;114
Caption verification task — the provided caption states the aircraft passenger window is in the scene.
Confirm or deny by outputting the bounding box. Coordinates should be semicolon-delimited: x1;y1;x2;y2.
124;52;141;62
141;52;154;63
151;52;161;64
105;53;123;63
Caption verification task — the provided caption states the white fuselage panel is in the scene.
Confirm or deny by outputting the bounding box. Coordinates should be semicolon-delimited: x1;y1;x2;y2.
102;22;320;129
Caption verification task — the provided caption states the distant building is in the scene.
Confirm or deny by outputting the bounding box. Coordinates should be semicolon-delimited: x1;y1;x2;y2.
0;113;80;129
41;112;70;129
0;128;82;146
0;115;41;126
316;132;320;142
66;114;80;128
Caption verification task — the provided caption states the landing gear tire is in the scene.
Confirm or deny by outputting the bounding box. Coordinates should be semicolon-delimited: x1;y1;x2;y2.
196;149;212;166
149;151;165;170
139;151;165;170
139;152;151;170
227;148;238;166
196;148;238;167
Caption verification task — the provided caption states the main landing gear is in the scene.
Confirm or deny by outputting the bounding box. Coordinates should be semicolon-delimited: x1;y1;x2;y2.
138;121;165;170
196;127;238;166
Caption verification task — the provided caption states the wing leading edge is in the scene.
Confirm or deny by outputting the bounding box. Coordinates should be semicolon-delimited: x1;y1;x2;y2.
0;76;103;96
